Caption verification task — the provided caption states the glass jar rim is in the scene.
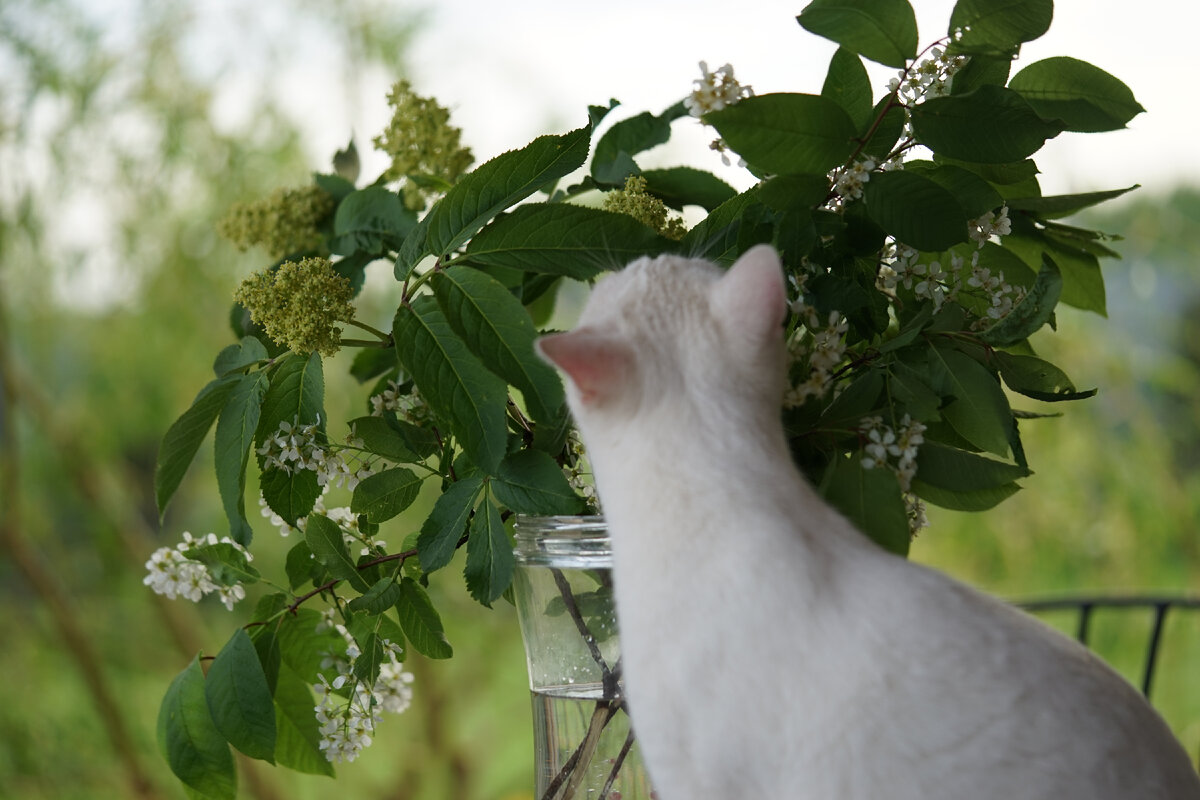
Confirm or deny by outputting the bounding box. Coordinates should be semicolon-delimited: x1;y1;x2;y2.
513;515;610;565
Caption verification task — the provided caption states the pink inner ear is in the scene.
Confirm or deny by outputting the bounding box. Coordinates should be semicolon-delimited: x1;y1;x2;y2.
536;328;629;407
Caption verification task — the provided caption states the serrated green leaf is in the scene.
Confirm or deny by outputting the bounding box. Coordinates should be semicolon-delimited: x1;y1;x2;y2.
433;265;564;423
158;656;236;800
911;479;1021;511
426;125;591;257
860;98;907;161
903;162;1004;219
255;353;326;525
979;252;1063;345
156;376;239;519
592;105;686;185
462;203;676;280
915;439;1030;492
351;631;385;686
213;336;269;377
205;629;276;763
492;450;586;516
822;47;874;129
305;513;372;592
394;296;509;475
347;415;418;462
258;467;321;529
706;93;857;176
465;498;513;605
394;215;431;279
214;371;268;546
948;0;1052;54
928;345;1013;456
1007;185;1139;220
640;167;737;212
821;453;910;555
911;85;1064;164
272;665;335;777
396;577;452;659
331;186;415;255
284;540;320;590
1008;56;1145;132
418;476;484;573
679;186;763;263
348;577;404;614
351;467;423;523
863;170;969;251
187;542;261;587
949;54;1013;95
275;609;343;683
798;0;918;68
994;352;1096;402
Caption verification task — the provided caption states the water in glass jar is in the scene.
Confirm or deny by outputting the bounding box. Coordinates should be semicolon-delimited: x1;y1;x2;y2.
530;683;655;800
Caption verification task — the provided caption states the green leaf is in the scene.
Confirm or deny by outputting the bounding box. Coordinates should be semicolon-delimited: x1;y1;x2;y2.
426;125;591;257
156;376;238;519
994;352;1096;402
640;167;737;212
463;203;676;280
394;215;431;279
465;498;513;606
859;98;907;160
214;371;268;546
949;54;1013;95
592;104;686;185
396;577;453;659
911;85;1064;163
903;162;1004;219
205;629;277;763
706;93;857;176
948;0;1052;54
1007;185;1139;220
347;415;418;462
187;542;261;587
928;345;1013;456
1008;56;1144;132
433;265;564;423
418;476;484;573
285;540;320;590
351;632;385;686
863;170;968;250
348;577;405;614
492;450;586;516
213;336;268;377
331;186;415;254
912;440;1028;510
257;467;321;529
305;513;372;593
978;253;1063;346
798;0;918;68
679;186;763;262
822;47;874;129
351;467;424;523
272;666;335;777
821;453;910;555
275;609;343;683
394;296;508;475
158;656;236;799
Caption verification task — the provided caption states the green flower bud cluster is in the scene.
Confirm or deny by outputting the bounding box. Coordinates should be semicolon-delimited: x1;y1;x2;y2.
373;80;474;211
234;257;355;357
217;185;334;259
602;175;687;241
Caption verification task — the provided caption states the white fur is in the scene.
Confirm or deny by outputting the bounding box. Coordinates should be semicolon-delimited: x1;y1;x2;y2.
538;245;1200;799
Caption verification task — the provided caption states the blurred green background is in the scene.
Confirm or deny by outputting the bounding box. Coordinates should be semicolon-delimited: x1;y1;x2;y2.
1;1;1197;798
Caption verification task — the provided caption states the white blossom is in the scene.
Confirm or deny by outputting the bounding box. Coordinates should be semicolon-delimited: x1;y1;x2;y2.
143;531;251;609
684;61;753;118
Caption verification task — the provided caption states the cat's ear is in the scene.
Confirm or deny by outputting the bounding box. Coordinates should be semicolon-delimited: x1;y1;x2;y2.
536;328;632;408
713;244;787;343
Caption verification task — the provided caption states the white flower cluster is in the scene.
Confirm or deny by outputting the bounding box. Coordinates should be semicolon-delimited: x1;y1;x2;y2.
784;283;851;408
859;415;926;491
313;615;414;763
260;495;386;555
257;417;375;491
877;207;1024;321
369;380;433;427
143;532;250;610
888;45;968;106
684;61;753;117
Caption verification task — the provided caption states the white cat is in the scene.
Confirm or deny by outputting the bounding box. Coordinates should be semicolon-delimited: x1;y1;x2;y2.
537;245;1200;800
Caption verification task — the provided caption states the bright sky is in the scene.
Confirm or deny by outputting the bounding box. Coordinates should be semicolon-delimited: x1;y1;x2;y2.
358;0;1192;201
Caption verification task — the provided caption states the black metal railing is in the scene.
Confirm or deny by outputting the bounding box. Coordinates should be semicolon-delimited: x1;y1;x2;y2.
1017;595;1200;698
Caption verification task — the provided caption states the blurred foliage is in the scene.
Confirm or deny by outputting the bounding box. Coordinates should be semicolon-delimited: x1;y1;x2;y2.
0;0;1198;794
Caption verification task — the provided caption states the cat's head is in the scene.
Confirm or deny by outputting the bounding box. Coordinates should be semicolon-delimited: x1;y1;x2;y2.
536;244;788;424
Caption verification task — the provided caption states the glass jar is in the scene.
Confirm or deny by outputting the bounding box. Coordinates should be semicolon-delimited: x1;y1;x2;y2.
512;516;656;800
